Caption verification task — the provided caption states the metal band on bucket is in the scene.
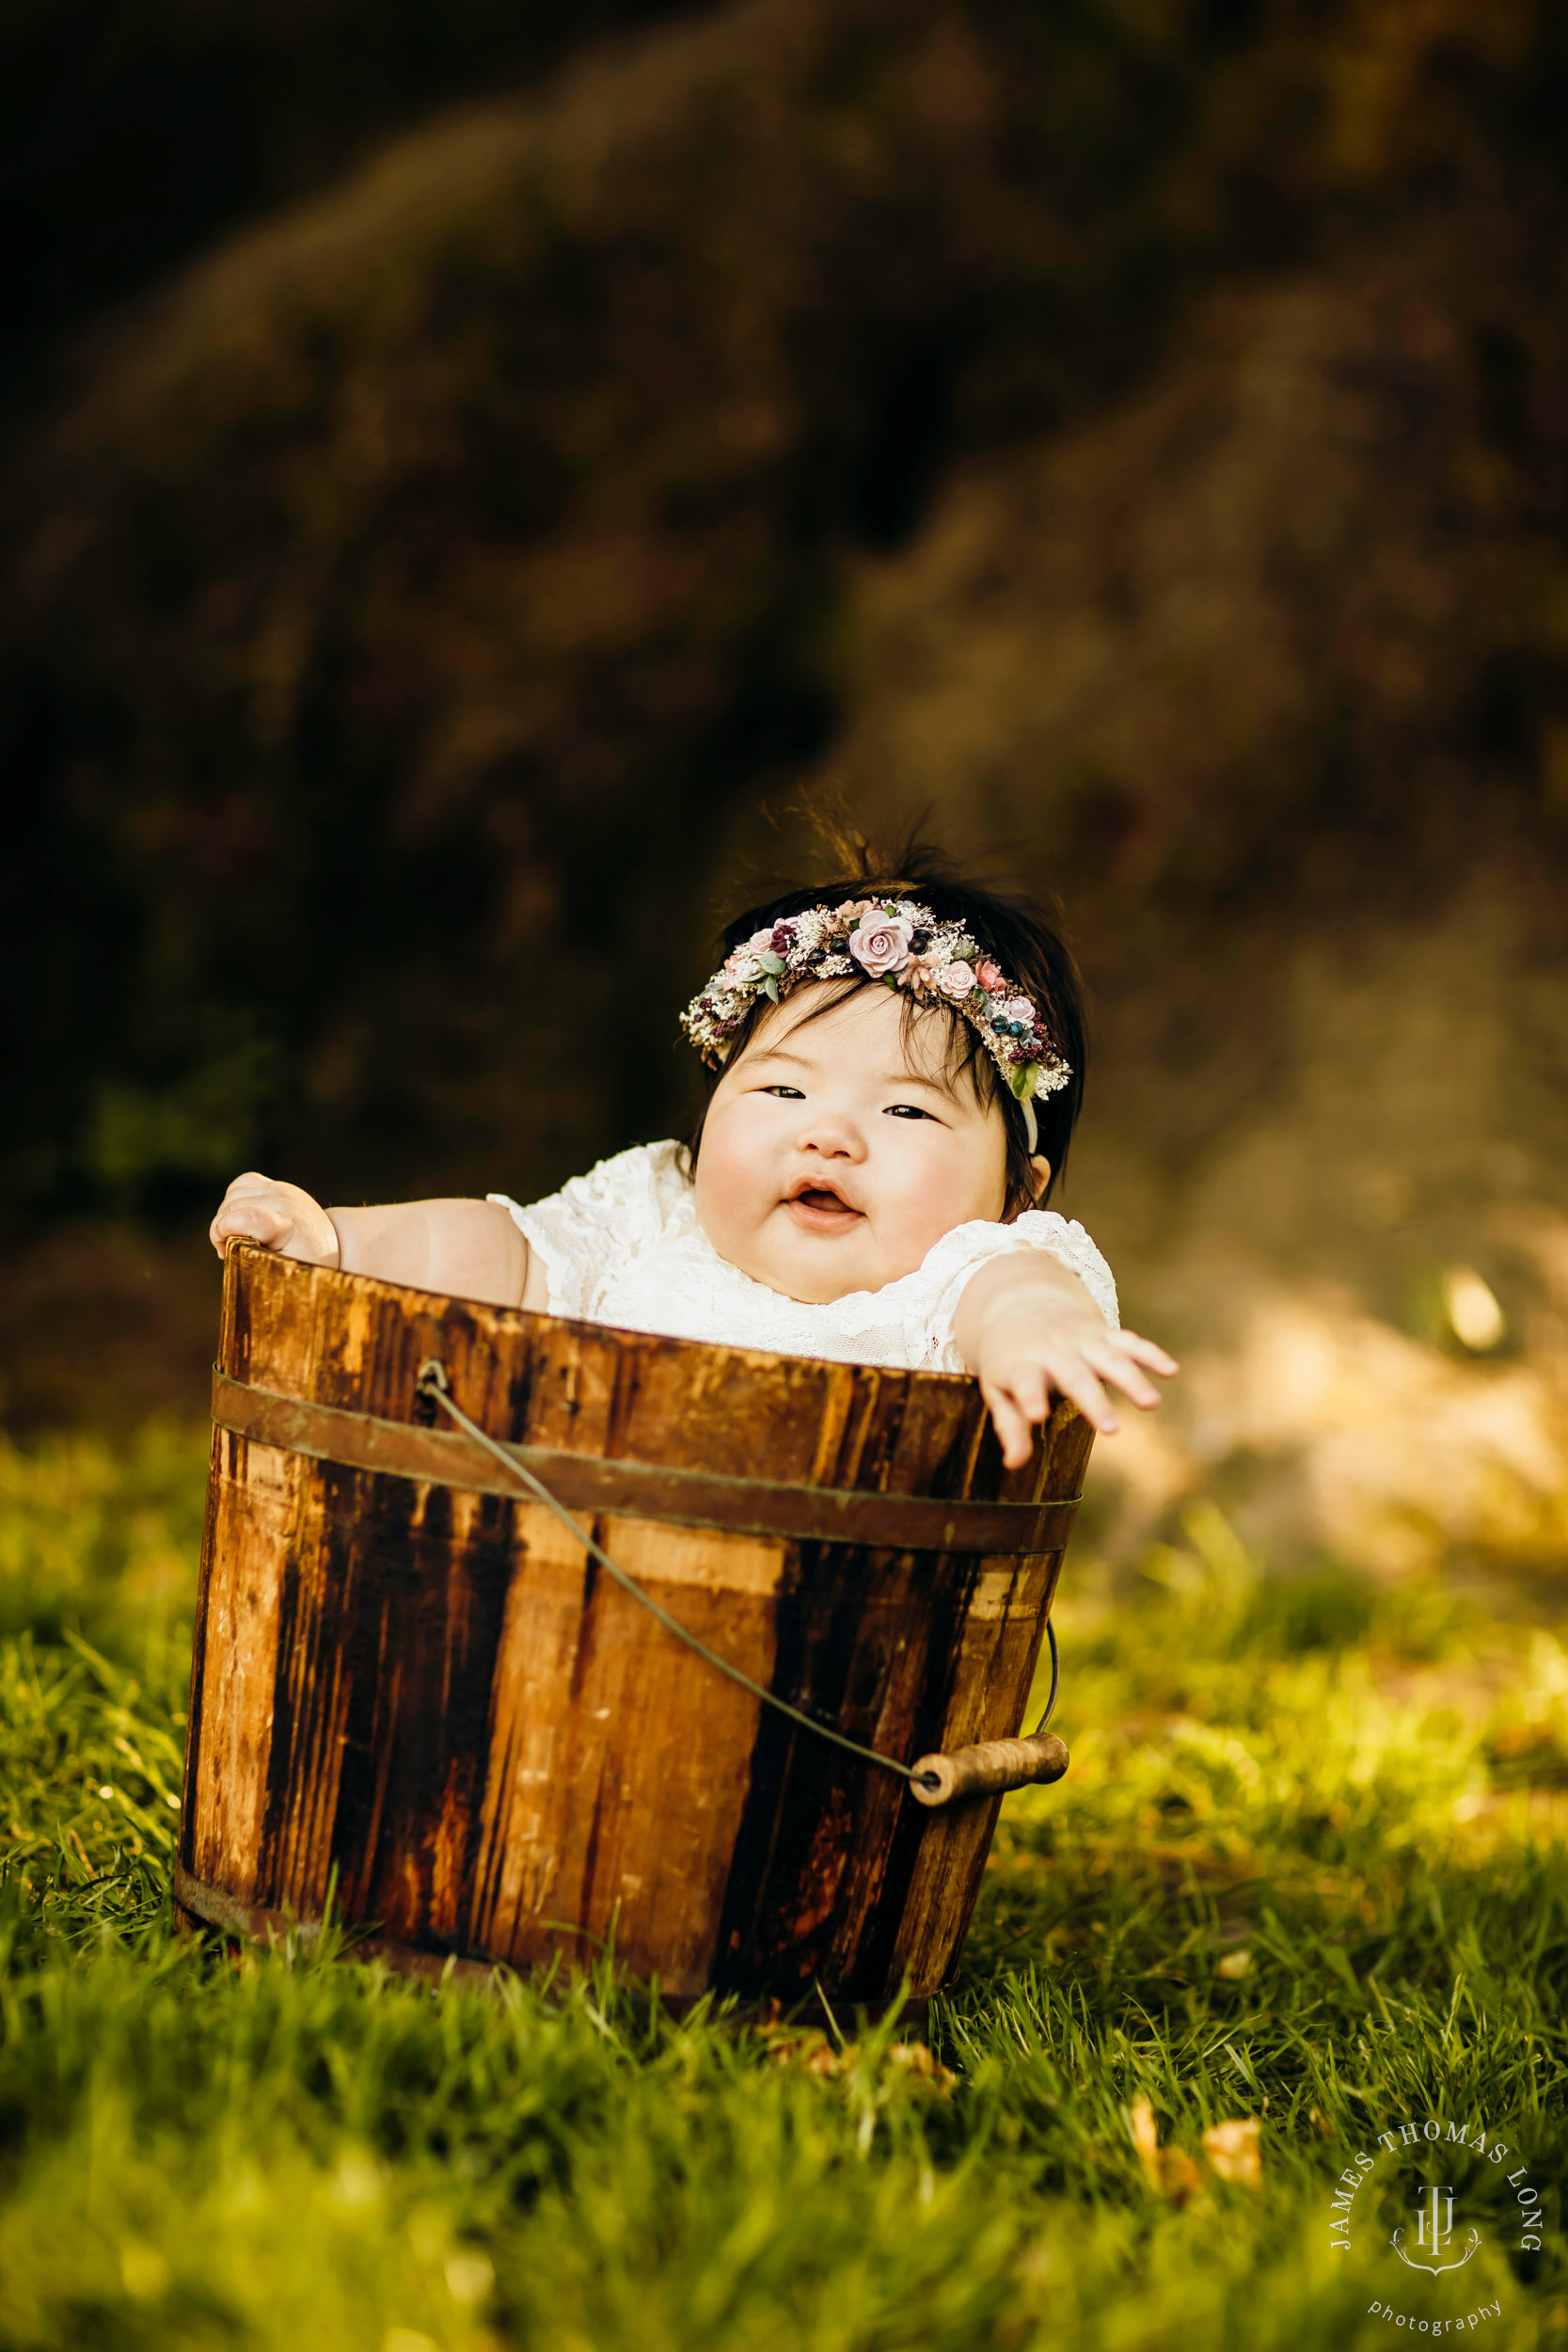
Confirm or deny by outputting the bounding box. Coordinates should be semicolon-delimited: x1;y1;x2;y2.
211;1369;1081;1555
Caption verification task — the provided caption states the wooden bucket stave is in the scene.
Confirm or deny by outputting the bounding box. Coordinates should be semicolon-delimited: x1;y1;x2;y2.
177;1241;1092;2002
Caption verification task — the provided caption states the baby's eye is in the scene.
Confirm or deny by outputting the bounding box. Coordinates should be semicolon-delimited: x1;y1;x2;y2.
762;1085;806;1100
884;1103;934;1120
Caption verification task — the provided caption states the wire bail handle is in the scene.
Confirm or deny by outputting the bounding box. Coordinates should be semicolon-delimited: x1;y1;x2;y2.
415;1358;1067;1805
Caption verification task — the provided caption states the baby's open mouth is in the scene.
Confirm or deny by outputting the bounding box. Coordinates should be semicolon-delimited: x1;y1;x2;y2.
784;1181;863;1231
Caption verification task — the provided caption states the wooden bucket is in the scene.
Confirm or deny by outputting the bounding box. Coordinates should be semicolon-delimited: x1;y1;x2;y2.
176;1240;1091;2006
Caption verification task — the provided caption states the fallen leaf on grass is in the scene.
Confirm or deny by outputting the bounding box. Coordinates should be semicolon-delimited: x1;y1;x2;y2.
1128;2096;1205;2205
1128;2096;1157;2169
1129;2100;1263;2201
796;2036;846;2076
1202;2116;1263;2189
758;2026;843;2074
888;2042;957;2091
760;2033;955;2090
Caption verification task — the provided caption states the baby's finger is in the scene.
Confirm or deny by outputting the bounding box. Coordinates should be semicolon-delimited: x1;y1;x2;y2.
990;1362;1055;1468
1047;1356;1120;1437
212;1175;272;1253
1117;1328;1180;1376
1084;1340;1164;1411
980;1379;1037;1471
211;1199;293;1254
220;1170;276;1205
1005;1361;1052;1430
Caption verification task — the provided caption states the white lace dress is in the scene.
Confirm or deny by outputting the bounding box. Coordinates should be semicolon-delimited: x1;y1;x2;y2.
491;1140;1117;1375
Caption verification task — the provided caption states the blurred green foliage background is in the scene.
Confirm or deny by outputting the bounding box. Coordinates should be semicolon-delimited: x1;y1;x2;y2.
4;0;1567;1572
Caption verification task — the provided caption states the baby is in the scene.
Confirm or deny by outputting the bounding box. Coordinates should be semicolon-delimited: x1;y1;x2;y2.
210;859;1175;1464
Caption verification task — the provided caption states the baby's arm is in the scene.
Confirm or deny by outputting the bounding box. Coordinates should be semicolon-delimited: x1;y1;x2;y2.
952;1251;1176;1470
209;1173;533;1309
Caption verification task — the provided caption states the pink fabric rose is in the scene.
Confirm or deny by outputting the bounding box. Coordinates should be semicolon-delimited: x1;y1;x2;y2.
935;960;976;999
974;959;1005;994
1002;996;1035;1026
748;927;778;953
847;910;914;977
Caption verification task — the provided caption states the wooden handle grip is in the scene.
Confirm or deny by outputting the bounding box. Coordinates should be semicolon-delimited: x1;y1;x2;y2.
909;1731;1069;1808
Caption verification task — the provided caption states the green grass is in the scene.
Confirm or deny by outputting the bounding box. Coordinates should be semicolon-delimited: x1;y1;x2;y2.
1;1434;1565;2350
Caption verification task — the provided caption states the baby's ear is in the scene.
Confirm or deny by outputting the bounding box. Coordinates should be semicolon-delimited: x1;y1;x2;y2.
1028;1155;1052;1203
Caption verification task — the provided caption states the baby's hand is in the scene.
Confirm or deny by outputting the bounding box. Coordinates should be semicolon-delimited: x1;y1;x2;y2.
955;1253;1178;1470
210;1171;341;1267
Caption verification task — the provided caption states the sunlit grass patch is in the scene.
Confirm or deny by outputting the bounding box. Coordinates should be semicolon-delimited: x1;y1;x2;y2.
0;1425;201;1951
0;1422;207;1650
0;1427;1565;2349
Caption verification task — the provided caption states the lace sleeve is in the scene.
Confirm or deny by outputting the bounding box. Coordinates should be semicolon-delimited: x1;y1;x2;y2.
909;1210;1120;1374
488;1139;686;1321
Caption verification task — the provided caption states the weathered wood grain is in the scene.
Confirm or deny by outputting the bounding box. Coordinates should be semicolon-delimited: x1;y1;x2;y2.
178;1242;1090;2000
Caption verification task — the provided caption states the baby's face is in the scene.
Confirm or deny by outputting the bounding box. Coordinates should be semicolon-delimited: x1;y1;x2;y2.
692;983;1014;1305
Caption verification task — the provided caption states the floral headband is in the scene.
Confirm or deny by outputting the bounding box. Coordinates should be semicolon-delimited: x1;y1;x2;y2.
680;898;1070;1152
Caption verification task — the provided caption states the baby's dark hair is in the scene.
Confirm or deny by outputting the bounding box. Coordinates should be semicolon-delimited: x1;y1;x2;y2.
689;838;1087;1215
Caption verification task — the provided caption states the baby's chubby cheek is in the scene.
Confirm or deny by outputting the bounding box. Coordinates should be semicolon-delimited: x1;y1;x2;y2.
689;1123;774;1265
862;1168;963;1267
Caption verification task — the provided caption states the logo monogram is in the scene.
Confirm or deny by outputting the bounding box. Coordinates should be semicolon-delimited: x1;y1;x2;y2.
1390;2183;1481;2276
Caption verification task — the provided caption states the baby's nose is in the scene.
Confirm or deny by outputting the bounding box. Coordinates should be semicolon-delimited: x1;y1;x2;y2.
799;1091;860;1148
796;1106;865;1159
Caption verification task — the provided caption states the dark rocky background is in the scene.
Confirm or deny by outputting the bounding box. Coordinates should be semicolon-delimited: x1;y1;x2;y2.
4;0;1566;1576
